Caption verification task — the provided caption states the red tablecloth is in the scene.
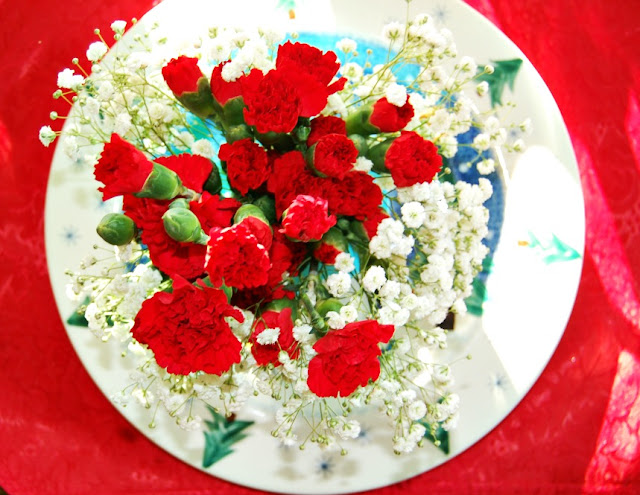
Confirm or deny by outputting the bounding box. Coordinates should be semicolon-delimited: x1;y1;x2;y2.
1;0;639;493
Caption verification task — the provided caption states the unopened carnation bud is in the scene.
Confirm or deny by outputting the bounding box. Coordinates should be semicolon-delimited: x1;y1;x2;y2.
162;208;205;243
224;123;253;144
264;298;298;318
234;204;269;226
222;97;247;127
169;198;190;210
348;134;369;156
137;163;183;200
252;195;277;224
162;56;216;119
316;298;343;318
96;213;136;245
366;138;394;173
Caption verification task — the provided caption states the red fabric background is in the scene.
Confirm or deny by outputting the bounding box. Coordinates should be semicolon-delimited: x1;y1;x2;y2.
1;0;639;493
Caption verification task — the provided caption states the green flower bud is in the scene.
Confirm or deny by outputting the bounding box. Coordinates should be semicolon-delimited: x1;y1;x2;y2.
224;123;253;144
316;298;343;318
294;123;311;143
222;97;246;126
137;163;183;200
178;76;218;119
348;133;369;156
96;213;136;246
366;139;393;174
264;298;298;319
169;198;190;210
347;219;370;242
345;105;378;136
162;208;206;243
320;227;348;252
252;195;277;224
255;131;295;152
336;218;351;232
234;203;269;225
203;166;223;195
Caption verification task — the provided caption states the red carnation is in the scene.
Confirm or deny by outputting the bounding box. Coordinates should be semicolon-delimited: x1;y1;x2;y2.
206;222;271;289
231;230;305;308
249;307;299;366
94;133;154;200
239;216;273;251
313;242;341;264
155;153;213;193
131;276;243;375
307;116;347;147
242;69;301;134
161;56;203;96
275;42;346;117
218;139;270;195
311;134;358;179
307;320;395;397
385;131;442;187
362;208;389;239
281;195;336;242
277;41;341;88
267;151;321;216
210;61;246;106
370;97;415;133
190;192;241;232
319;172;383;220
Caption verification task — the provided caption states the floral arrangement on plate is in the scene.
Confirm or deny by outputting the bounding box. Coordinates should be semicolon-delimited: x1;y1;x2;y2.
41;10;527;459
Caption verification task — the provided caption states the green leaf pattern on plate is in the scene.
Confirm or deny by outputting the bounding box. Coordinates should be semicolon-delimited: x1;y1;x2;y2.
526;232;581;264
477;58;523;107
202;406;254;468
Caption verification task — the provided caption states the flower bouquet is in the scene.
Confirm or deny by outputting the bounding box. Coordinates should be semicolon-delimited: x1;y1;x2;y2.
42;6;527;462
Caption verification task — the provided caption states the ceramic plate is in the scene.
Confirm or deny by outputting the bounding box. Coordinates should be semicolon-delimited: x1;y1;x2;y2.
45;0;585;493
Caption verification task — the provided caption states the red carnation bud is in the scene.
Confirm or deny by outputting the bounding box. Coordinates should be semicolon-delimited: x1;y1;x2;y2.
210;61;246;106
281;194;336;243
94;133;154;201
162;56;216;119
346;97;415;136
308;133;358;179
369;97;415;132
162;56;203;96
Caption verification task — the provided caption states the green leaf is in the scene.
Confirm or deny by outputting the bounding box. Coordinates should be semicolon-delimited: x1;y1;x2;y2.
420;421;450;455
66;298;89;326
477;58;523;107
202;406;253;468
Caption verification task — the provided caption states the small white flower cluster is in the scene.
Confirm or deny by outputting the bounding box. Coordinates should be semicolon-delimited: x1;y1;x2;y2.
66;246;163;343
